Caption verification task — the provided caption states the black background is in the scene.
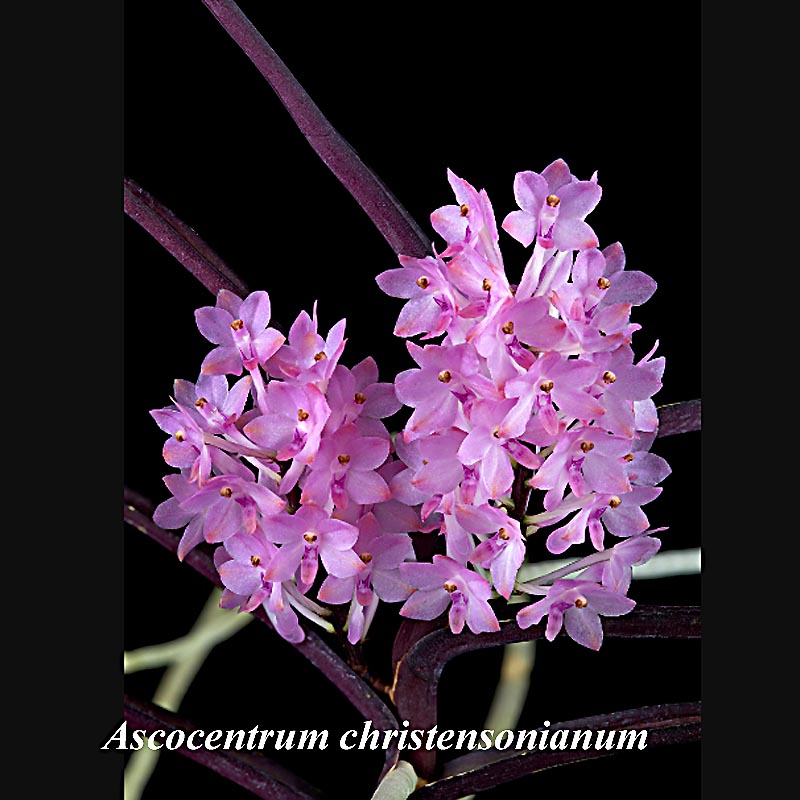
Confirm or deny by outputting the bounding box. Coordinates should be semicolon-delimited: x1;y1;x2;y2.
123;2;701;798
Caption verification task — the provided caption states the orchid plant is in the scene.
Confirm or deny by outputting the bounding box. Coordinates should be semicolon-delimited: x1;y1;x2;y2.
150;157;670;652
124;2;701;798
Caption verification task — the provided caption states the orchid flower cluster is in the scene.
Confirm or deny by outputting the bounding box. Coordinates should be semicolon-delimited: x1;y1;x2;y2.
151;159;670;651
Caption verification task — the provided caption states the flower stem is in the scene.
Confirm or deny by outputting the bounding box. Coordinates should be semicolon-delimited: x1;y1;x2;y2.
249;365;269;415
124;177;248;296
200;0;431;258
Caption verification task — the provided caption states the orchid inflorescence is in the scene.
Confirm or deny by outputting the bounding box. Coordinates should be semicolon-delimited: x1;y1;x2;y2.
151;158;670;651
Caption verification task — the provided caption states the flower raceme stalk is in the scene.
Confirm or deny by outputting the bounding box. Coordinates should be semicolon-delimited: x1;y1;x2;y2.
151;159;668;650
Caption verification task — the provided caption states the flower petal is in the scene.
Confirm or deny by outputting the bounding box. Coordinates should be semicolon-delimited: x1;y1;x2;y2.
399;589;450;621
564;607;603;650
542;159;572;192
553;218;599;251
318;575;355;605
584;587;637;616
345;470;391;505
254;328;286;364
465;596;501;633
600;270;657;307
153;497;194;530
558;180;602;219
177;517;205;561
218;561;262;596
362;383;402;419
239;291;272;333
372;569;414;603
513;170;548;212
201;346;242;376
321;547;364;579
195;306;234;345
375;268;420;299
626;452;671;485
501;210;536;246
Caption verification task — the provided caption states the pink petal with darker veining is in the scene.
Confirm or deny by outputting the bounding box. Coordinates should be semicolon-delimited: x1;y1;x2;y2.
494;545;525;600
375;268;420;299
583;453;631;496
520;314;569;350
592;302;633;335
553;218;599;251
201;346;242;376
346;470;391;505
403;394;458;441
215;289;243;317
430;205;468;244
585;587;637;616
318;518;360;548
162;439;196;469
553;387;605;422
318;575;355;605
410;460;462;496
501;210;537;246
542;159;572;192
262;541;304;583
224;375;253;417
627;453;672;485
600;270;657;306
321;546;364;579
395;296;444;338
399;561;445;590
239;290;271;333
564;608;603;650
243;413;296;451
455;503;507;535
571;248;606;288
352;355;379;387
481;444;514;499
602;242;626;275
394;367;443;405
153;497;194;529
400;589;450;621
465;596;501;633
558;180;602;219
458;427;493;466
347;434;390;471
373;570;414;604
218;560;262;596
614;364;662;400
513;170;548;212
248;482;286;517
516;597;550;629
195;306;234;345
373;535;415;570
203;499;241;543
177;517;205;561
362;383;401;419
254;328;285;364
272;605;304;643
